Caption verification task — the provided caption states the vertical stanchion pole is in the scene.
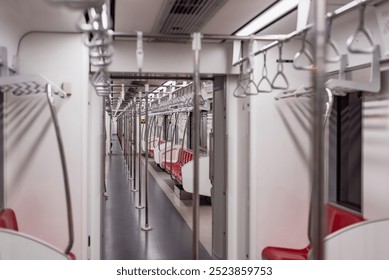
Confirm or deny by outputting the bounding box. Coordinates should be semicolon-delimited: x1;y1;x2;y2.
131;99;138;192
0;47;7;211
136;91;145;209
310;0;327;260
142;84;152;231
124;110;127;165
126;110;130;172
129;102;134;180
192;32;201;260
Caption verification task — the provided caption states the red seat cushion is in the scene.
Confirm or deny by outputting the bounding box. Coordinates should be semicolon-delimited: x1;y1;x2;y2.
171;164;183;183
262;246;310;260
162;162;175;172
326;205;364;234
262;205;364;260
0;218;6;229
68;252;76;260
0;209;19;231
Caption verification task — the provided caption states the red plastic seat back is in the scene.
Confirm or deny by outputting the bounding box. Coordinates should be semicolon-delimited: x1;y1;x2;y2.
326;205;364;234
0;209;19;231
182;150;193;164
0;218;6;229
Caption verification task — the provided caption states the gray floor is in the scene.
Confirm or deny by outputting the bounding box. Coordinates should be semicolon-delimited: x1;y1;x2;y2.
104;137;211;260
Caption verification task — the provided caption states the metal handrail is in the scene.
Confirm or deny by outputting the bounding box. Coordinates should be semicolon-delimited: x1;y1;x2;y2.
45;84;74;255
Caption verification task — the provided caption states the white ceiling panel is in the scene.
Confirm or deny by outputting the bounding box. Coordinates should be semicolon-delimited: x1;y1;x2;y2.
258;10;298;35
115;0;165;33
201;0;276;34
0;0;82;32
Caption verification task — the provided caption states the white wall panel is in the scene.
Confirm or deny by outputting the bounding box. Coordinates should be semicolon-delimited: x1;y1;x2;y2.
226;76;250;259
363;71;389;220
6;33;90;259
249;40;312;259
88;86;104;259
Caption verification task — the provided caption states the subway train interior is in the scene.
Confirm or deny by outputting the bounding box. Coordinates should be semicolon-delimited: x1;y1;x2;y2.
0;0;389;260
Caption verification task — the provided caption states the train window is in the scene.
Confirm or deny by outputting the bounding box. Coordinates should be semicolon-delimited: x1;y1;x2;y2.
328;92;362;212
187;111;209;152
200;111;208;151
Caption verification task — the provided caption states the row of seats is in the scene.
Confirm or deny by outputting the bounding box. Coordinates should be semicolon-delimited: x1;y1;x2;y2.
262;204;364;260
148;140;165;157
171;150;194;183
161;148;193;184
0;208;76;260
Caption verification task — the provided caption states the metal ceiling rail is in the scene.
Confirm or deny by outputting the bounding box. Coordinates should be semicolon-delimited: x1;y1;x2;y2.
112;31;288;42
232;0;381;67
232;24;313;67
110;84;188;88
327;0;382;19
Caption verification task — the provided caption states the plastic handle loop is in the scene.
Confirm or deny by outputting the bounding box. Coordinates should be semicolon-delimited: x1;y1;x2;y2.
233;81;247;98
325;19;341;63
346;5;375;54
271;44;289;90
293;32;314;71
257;52;272;93
244;73;260;96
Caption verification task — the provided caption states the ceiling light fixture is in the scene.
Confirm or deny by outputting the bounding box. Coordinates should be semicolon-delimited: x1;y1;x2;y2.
235;0;299;36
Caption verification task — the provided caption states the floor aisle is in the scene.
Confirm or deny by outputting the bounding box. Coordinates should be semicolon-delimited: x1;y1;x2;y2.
104;137;211;260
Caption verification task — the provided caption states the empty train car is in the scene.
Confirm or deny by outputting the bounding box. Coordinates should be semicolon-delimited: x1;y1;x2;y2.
0;0;389;260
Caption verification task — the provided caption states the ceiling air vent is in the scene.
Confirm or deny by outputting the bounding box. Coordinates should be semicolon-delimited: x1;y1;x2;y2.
152;0;227;42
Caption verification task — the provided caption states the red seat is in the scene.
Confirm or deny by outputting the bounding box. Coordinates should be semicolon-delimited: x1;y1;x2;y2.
262;205;364;260
161;148;181;170
171;150;193;183
0;218;7;228
0;208;19;231
0;208;76;259
68;252;76;260
262;246;310;260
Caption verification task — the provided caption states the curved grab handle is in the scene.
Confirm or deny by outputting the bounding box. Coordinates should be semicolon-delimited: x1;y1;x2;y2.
233;81;247;98
46;84;74;255
326;39;341;63
257;51;272;93
325;19;341;63
257;76;273;93
244;73;260;96
271;71;289;90
346;5;374;54
272;44;289;90
293;47;314;70
293;33;314;71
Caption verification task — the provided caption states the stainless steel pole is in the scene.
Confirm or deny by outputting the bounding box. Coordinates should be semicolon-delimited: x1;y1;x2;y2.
46;84;74;255
129;104;134;180
192;32;201;260
142;84;152;231
131;99;138;192
310;0;327;260
136;92;145;209
127;112;131;179
124;112;127;166
0;47;7;211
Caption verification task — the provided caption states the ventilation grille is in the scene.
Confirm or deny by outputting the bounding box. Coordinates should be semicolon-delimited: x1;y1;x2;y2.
152;0;227;42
